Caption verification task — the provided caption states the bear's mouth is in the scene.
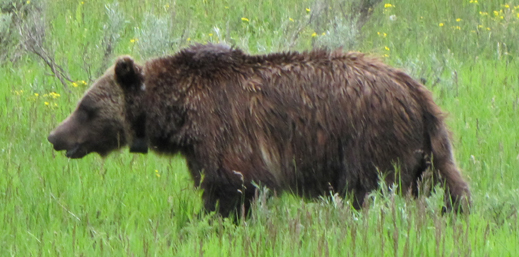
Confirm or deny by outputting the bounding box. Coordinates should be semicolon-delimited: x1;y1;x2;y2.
65;144;88;159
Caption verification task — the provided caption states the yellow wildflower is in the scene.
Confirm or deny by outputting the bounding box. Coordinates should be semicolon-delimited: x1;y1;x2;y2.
504;4;510;9
241;17;249;22
155;170;161;178
384;3;393;8
34;93;39;97
289;17;294;22
311;32;317;37
456;18;461;22
44;102;49;106
439;23;444;27
306;8;310;14
72;82;78;87
49;92;60;99
493;11;499;16
208;33;213;37
322;32;326;36
385;46;390;51
130;38;137;43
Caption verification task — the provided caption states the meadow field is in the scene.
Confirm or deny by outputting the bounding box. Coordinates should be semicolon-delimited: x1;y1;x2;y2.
1;0;519;255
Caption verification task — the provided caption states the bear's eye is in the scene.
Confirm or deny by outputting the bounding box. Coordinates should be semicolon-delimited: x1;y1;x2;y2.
77;104;97;122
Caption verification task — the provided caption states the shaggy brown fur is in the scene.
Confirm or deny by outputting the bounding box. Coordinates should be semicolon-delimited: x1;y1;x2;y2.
49;44;471;217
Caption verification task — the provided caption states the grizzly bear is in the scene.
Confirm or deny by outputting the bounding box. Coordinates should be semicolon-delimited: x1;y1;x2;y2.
48;43;471;217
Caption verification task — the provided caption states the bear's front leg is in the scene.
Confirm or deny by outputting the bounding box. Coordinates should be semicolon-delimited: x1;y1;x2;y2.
201;180;255;218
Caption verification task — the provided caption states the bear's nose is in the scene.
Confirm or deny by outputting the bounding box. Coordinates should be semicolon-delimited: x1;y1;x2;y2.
48;131;65;151
48;132;56;144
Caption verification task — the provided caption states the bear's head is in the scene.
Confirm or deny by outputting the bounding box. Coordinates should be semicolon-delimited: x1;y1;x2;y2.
48;56;148;158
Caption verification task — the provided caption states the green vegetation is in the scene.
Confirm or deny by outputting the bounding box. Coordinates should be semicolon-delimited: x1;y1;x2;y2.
1;0;519;255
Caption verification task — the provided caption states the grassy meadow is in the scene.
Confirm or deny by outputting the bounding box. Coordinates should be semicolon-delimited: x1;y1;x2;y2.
1;0;519;255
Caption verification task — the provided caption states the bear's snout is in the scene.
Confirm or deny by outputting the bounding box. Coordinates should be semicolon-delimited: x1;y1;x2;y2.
48;130;67;151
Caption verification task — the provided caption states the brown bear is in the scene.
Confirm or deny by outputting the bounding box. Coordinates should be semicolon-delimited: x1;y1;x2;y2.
48;43;471;217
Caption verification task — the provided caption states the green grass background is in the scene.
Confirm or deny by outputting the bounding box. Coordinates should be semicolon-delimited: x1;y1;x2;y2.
1;0;519;255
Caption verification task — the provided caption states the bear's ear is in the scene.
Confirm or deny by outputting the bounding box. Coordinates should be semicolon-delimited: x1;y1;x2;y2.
114;56;142;90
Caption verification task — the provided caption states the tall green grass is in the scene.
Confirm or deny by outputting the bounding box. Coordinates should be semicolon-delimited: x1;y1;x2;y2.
1;0;519;255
